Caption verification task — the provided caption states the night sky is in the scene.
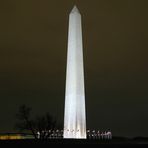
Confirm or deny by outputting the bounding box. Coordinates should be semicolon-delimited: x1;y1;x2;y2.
0;0;148;137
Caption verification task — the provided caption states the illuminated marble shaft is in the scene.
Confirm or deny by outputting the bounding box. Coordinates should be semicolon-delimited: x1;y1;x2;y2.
63;6;86;139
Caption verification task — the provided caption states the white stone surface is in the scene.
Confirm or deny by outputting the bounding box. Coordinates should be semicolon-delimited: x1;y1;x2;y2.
63;6;86;139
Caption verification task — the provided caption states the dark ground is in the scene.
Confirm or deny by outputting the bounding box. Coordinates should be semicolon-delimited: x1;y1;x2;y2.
0;137;148;147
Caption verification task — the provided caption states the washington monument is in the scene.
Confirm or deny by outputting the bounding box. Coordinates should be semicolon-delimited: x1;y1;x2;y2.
63;6;86;139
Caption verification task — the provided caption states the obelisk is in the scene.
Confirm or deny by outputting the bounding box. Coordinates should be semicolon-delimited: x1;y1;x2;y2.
63;5;86;139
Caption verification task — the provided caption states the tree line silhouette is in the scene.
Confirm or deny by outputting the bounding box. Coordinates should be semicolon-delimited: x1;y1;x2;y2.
15;104;62;139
